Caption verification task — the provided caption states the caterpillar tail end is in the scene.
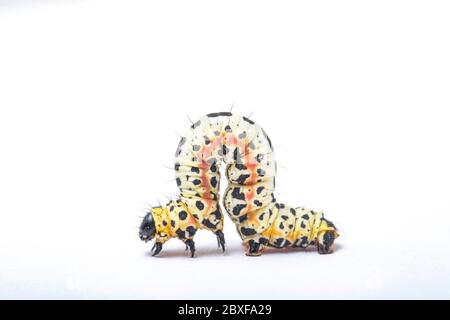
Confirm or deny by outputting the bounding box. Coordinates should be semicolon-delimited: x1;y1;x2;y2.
316;221;339;255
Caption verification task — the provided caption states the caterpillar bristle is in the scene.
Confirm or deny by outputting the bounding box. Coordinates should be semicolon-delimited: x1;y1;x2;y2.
273;144;285;150
162;193;174;203
139;204;152;211
174;131;195;148
186;113;194;126
229;102;235;112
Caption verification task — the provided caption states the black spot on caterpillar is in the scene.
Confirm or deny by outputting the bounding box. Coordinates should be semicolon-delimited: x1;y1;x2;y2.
207;112;232;118
191;120;201;129
243;116;255;124
186;226;196;237
236;174;250;185
239;215;248;223
231;187;245;201
240;226;257;236
178;210;188;220
232;204;247;216
210;176;218;188
176;229;186;239
202;219;216;229
195;201;204;210
191;167;200;173
139;112;339;257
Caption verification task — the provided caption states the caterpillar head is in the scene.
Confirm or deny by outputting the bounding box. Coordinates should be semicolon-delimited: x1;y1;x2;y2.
139;211;156;242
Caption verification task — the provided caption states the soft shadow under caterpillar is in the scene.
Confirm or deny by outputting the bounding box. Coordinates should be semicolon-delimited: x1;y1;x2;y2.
139;112;339;257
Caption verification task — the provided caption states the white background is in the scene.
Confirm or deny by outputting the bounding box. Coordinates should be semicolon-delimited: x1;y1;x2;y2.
1;0;449;299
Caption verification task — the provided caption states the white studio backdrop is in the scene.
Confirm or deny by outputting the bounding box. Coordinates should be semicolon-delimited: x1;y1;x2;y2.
0;0;449;299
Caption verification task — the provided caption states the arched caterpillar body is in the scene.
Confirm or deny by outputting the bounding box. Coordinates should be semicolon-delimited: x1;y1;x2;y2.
139;112;338;257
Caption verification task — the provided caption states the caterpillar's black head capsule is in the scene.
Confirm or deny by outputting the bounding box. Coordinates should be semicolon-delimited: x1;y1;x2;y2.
139;212;156;242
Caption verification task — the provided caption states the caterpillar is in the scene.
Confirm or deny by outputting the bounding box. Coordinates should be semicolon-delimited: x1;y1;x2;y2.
139;112;339;257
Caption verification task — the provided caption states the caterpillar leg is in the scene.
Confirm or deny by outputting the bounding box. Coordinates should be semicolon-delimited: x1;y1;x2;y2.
215;230;226;252
246;239;265;257
184;239;196;258
246;240;261;256
151;241;163;256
